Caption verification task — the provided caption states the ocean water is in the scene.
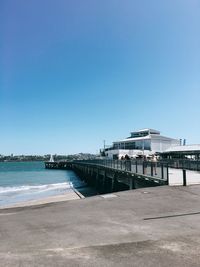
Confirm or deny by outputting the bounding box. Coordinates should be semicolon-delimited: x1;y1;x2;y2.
0;161;95;207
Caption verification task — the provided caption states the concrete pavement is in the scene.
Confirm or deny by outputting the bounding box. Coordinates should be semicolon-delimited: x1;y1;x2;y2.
1;185;200;266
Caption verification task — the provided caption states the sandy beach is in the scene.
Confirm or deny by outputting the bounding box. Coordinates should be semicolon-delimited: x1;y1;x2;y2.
0;188;84;209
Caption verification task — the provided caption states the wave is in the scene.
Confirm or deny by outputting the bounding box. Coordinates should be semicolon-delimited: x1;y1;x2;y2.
0;182;73;194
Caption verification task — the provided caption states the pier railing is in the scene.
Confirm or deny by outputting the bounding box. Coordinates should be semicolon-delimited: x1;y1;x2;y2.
162;159;200;171
45;159;200;187
75;159;169;182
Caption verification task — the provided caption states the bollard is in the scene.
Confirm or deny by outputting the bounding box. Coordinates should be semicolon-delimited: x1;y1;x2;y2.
183;169;187;186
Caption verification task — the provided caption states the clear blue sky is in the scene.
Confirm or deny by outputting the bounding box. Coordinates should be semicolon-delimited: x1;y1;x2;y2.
0;0;200;155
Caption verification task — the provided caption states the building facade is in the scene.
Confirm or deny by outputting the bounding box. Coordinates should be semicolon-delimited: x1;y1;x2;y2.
104;128;180;159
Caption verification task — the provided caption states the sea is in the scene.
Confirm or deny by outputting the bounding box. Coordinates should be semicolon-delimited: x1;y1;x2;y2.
0;161;96;207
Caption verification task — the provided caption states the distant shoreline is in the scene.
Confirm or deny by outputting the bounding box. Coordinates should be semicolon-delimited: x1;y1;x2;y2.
0;160;45;162
0;153;97;163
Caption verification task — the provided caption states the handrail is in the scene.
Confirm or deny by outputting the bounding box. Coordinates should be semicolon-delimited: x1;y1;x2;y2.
74;159;168;181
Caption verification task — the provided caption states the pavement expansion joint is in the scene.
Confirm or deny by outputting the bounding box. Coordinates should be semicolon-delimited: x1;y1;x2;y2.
144;211;200;220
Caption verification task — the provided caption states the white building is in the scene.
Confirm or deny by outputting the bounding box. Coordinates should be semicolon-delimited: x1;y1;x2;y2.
104;128;180;159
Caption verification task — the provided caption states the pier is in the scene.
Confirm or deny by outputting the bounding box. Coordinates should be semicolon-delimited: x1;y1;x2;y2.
45;159;168;193
45;159;200;189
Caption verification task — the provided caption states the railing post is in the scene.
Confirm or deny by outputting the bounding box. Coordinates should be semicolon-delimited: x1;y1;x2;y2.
183;169;187;186
161;163;164;179
166;164;169;184
129;160;131;171
151;162;153;176
142;161;145;174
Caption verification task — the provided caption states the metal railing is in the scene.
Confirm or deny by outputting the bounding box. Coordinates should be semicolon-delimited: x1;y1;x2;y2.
162;159;200;171
75;159;169;181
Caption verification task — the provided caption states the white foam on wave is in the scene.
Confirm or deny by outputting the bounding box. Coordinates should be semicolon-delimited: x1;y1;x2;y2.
0;182;73;194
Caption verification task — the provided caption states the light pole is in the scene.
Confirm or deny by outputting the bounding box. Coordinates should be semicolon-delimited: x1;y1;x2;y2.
103;140;106;151
142;139;145;157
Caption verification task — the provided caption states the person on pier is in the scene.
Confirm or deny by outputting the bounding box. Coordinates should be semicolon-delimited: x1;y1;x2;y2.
151;155;157;175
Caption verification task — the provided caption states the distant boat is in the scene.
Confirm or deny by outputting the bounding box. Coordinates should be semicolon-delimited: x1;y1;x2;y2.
49;155;54;162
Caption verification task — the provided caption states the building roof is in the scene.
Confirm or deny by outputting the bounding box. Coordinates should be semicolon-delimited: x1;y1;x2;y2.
150;134;179;141
114;135;150;143
164;145;200;153
114;134;178;144
131;128;160;135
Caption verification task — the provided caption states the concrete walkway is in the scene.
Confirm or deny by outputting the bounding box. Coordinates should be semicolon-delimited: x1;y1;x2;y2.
1;186;200;266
